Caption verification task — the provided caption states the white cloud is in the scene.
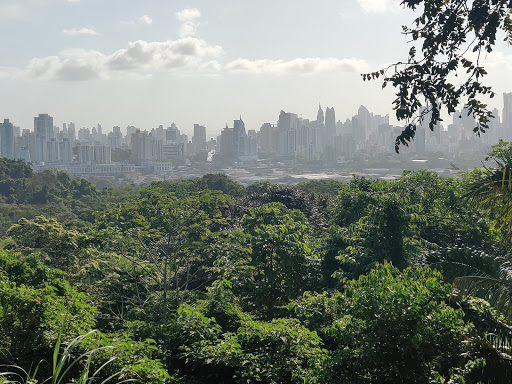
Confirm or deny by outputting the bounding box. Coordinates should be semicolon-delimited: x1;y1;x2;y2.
62;28;100;36
175;8;201;37
107;38;223;71
175;8;201;23
18;37;223;81
24;49;107;81
67;0;80;3
121;14;154;26
139;14;152;25
226;57;370;74
14;48;368;81
477;51;512;70
6;7;368;82
357;0;401;13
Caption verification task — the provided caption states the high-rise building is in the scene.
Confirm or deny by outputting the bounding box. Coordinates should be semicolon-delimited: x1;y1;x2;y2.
78;127;91;142
68;122;76;141
415;126;426;155
459;107;476;138
130;130;163;163
79;143;95;164
166;123;180;142
219;125;234;160
108;126;123;149
33;113;54;162
277;110;299;157
34;114;54;139
325;107;336;142
47;139;59;163
163;142;184;160
0;119;15;159
59;139;73;163
259;123;277;153
357;105;372;144
95;144;111;164
503;93;512;141
488;108;501;144
316;104;324;125
126;125;137;137
193;124;207;151
233;117;246;156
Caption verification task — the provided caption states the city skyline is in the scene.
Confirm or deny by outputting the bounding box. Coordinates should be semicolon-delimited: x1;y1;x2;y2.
1;94;510;182
1;1;512;136
1;91;511;139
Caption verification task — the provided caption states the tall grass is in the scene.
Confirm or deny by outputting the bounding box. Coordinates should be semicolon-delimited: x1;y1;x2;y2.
0;330;136;384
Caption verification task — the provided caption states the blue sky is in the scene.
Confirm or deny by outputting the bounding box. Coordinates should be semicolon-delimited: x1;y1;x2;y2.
1;0;511;136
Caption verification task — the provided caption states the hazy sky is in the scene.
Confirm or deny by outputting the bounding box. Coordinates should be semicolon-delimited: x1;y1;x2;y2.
1;0;511;136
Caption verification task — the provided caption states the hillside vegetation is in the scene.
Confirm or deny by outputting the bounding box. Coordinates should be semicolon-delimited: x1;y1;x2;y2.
1;144;512;383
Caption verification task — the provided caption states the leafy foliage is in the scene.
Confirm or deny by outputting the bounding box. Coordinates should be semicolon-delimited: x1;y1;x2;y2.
175;281;324;384
466;140;512;243
0;159;101;236
0;154;512;383
292;263;473;384
6;216;81;270
0;251;95;373
363;0;512;152
93;185;233;316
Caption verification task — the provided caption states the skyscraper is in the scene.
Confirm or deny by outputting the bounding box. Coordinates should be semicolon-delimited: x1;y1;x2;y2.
193;124;207;151
503;93;512;141
46;139;59;163
233;117;246;156
34;114;54;139
68;122;76;141
166;123;180;142
325;107;336;142
316;103;324;125
0;119;15;159
33;113;54;162
277;110;299;157
59;139;73;163
357;105;371;144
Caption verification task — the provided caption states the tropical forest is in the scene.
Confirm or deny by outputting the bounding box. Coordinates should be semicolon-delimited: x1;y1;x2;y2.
1;140;512;383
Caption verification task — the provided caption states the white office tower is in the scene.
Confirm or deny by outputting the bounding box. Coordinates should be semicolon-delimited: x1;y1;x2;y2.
34;114;54;139
46;139;59;163
108;126;123;149
68;122;76;141
78;128;91;142
33;114;54;162
503;93;512;141
94;144;111;164
79;144;94;164
0;119;15;159
325;107;336;143
193;124;207;150
34;136;47;163
59;139;73;163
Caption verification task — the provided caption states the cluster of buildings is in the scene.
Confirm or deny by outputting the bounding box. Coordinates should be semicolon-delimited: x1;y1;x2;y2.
257;94;512;161
1;93;512;178
257;104;388;161
0;115;190;176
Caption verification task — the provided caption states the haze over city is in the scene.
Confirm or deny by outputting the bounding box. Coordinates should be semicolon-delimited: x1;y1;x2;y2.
1;0;512;136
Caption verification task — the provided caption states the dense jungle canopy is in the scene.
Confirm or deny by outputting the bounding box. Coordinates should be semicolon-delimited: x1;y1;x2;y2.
1;141;512;382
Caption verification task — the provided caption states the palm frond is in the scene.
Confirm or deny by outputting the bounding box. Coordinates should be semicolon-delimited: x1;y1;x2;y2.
465;150;512;243
456;274;512;321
